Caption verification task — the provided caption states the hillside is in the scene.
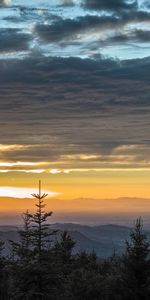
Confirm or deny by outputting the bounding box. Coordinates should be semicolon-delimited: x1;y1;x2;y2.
0;223;149;258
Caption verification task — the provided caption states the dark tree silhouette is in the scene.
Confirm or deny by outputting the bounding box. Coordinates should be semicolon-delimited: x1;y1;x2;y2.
11;210;32;262
120;217;150;300
31;180;53;260
9;181;55;300
1;185;150;300
0;240;8;300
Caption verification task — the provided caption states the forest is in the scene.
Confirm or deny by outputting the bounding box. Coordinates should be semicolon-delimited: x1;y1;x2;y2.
0;187;149;300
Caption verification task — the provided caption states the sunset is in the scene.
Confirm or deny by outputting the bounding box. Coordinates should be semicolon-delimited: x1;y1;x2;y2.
1;0;150;213
0;0;150;299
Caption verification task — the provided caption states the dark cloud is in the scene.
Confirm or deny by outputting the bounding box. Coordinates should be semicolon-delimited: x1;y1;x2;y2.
34;15;122;43
0;54;150;164
0;0;150;170
0;28;31;53
134;29;150;42
98;29;150;45
34;11;150;45
0;0;150;60
82;0;138;11
60;0;75;6
0;0;150;173
34;16;112;43
3;6;52;26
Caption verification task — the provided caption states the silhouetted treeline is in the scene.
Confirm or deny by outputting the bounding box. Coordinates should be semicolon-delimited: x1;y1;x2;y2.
0;188;150;299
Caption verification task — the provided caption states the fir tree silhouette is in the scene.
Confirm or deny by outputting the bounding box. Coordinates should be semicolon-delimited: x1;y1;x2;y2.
31;180;52;260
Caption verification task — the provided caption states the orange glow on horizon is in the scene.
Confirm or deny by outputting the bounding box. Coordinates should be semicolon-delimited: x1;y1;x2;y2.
0;168;149;216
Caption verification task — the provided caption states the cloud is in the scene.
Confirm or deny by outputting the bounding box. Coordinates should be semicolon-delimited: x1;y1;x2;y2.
0;186;58;198
34;16;91;43
0;0;11;7
60;0;75;6
98;29;150;45
82;0;138;11
0;144;29;152
0;54;150;170
33;10;150;47
34;15;122;43
0;1;150;177
0;29;31;53
0;0;150;59
133;29;150;42
143;0;150;8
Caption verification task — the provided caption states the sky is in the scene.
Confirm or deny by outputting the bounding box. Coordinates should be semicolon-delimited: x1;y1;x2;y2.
0;0;150;221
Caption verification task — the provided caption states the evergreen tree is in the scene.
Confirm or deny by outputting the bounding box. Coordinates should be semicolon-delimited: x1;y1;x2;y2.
9;210;34;299
30;180;52;260
29;180;56;300
54;231;75;268
0;240;8;300
11;210;33;262
3;181;150;300
9;181;55;300
75;251;98;272
52;231;75;299
101;255;122;300
64;250;104;300
120;217;150;300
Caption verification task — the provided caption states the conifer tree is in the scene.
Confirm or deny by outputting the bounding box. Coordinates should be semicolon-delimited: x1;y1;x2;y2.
120;217;150;300
11;210;32;262
0;240;8;300
31;180;52;260
54;231;75;266
9;181;55;300
9;210;34;299
29;180;56;300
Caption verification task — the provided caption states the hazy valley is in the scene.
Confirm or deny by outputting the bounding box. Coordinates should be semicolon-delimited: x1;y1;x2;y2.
1;222;150;258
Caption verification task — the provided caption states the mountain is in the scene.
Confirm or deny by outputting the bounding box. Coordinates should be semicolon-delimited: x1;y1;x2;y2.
0;223;149;258
49;223;131;257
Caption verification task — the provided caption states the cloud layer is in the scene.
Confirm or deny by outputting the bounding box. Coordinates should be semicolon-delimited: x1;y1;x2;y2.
0;0;150;174
82;0;138;11
0;0;150;58
0;54;149;171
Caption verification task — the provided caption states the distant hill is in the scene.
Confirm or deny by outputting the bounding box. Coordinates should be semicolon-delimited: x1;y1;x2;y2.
49;223;131;257
1;196;150;226
1;223;150;258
